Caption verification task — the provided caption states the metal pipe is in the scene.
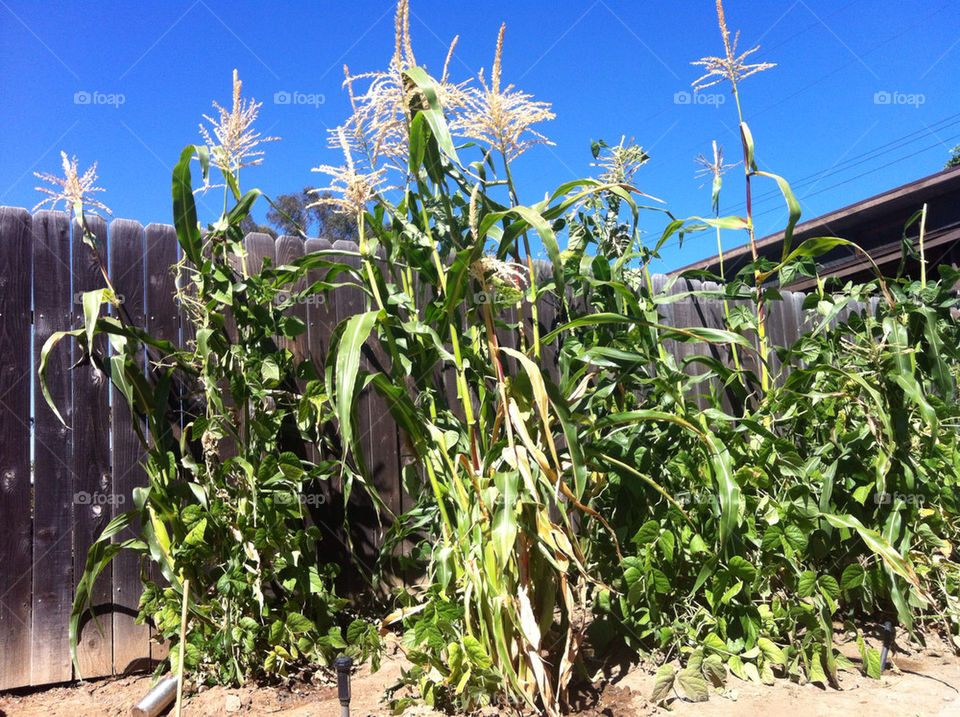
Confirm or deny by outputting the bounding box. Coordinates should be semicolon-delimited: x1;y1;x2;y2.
131;675;178;717
335;656;354;717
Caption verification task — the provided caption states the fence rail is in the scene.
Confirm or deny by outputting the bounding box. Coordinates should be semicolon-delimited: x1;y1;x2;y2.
0;206;852;690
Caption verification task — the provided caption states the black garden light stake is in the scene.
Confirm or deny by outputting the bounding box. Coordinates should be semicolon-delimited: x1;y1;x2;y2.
880;621;894;674
335;655;354;717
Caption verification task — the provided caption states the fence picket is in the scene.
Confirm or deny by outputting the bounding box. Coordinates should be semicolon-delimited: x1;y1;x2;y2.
144;223;180;666
71;215;114;678
0;208;33;690
30;210;75;686
108;219;151;673
331;240;379;592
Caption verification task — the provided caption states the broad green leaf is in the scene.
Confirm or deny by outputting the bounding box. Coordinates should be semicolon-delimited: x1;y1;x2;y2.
702;654;726;687
702;633;727;654
818;574;841;601
632;520;661;546
651;664;675;704
757;637;786;665
462;635;493;670
677;667;709;702
742;661;762;683
798;571;817;598
807;648;827;685
863;645;882;679
840;563;865;590
285;612;315;634
184;517;207;546
728;556;757;584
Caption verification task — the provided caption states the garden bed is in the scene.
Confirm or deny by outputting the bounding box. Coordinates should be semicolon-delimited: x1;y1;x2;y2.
3;628;958;716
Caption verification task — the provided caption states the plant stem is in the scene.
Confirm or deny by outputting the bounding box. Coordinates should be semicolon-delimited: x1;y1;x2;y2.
176;577;190;717
732;85;770;397
502;152;540;359
919;202;928;289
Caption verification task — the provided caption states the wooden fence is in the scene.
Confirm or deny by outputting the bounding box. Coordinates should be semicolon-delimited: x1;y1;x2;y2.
0;206;856;690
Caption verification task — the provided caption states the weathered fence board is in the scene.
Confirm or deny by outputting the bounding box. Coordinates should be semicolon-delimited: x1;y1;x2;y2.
303;237;337;512
71;215;114;678
109;218;150;673
0;207;34;690
332;240;380;591
144;222;179;666
367;251;401;523
30;210;75;686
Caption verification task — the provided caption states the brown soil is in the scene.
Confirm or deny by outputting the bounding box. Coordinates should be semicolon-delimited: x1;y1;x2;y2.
2;631;959;716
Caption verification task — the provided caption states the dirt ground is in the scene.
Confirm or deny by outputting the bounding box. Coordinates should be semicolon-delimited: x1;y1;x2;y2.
3;630;960;716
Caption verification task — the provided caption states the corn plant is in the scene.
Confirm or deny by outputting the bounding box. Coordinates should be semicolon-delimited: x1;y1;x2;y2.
38;75;379;685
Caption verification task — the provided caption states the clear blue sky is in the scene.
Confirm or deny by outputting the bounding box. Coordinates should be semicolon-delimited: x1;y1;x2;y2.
1;0;958;272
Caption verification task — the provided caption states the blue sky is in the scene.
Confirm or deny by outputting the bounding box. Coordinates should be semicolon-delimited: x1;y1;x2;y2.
1;0;958;272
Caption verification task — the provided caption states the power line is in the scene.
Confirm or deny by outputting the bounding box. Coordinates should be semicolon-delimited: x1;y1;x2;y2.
730;113;960;212
751;133;960;221
654;132;960;261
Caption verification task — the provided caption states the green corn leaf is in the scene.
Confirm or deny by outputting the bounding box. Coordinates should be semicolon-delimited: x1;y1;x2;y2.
821;512;929;604
81;289;107;354
226;188;262;227
38;329;81;426
330;310;380;469
918;305;954;397
172;145;203;267
704;433;739;548
491;473;519;566
740;121;757;171
768;236;885;284
755;170;802;257
70;511;145;677
403;66;460;165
